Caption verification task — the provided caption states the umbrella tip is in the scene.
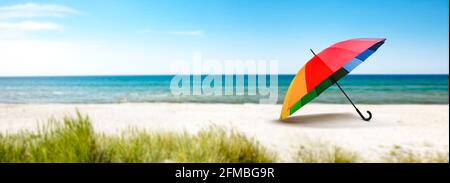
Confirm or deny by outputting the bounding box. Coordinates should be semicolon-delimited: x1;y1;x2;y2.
309;49;317;56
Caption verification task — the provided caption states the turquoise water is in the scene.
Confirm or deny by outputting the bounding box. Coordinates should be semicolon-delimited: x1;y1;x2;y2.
0;75;448;104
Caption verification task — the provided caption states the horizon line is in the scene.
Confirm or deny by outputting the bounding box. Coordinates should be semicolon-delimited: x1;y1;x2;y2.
0;73;448;78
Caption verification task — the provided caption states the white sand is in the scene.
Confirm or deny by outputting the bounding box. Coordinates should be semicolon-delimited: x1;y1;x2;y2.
0;103;448;162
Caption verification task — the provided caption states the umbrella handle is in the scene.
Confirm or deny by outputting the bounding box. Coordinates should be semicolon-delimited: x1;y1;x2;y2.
334;81;372;122
355;108;372;121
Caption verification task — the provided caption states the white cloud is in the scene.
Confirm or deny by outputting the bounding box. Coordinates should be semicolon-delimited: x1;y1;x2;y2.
0;3;80;32
169;30;204;36
0;3;80;19
0;21;61;31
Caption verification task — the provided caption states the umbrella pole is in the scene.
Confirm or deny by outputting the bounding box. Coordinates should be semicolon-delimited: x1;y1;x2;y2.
334;81;372;121
309;48;372;121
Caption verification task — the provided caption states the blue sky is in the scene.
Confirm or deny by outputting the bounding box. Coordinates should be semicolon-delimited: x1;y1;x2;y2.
0;0;448;76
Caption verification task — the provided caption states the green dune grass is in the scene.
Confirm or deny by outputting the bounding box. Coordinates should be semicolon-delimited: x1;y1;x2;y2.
294;142;360;163
0;112;447;163
382;145;449;163
0;112;275;163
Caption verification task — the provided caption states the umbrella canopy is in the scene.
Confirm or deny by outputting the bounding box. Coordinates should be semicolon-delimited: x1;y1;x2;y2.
280;38;386;120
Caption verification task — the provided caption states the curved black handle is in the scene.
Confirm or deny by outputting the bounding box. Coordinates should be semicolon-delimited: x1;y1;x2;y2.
356;109;372;121
364;111;372;121
334;81;373;122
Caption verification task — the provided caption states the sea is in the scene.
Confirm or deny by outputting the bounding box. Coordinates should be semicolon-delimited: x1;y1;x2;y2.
0;75;448;104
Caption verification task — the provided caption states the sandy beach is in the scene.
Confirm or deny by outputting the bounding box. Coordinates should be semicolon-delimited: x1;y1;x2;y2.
0;103;448;162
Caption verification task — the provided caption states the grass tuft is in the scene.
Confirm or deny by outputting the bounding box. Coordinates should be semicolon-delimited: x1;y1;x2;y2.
0;112;274;163
383;145;449;163
294;141;360;163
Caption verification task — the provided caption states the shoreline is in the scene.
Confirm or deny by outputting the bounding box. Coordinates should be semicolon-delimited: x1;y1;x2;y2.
0;103;448;162
1;102;449;105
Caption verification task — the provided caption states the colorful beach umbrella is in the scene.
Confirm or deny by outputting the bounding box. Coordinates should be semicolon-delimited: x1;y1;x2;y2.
280;38;386;121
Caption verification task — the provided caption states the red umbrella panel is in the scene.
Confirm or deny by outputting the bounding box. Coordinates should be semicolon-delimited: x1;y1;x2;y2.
280;38;386;120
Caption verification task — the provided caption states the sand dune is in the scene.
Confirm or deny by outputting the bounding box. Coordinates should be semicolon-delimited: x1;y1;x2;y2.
0;103;448;162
